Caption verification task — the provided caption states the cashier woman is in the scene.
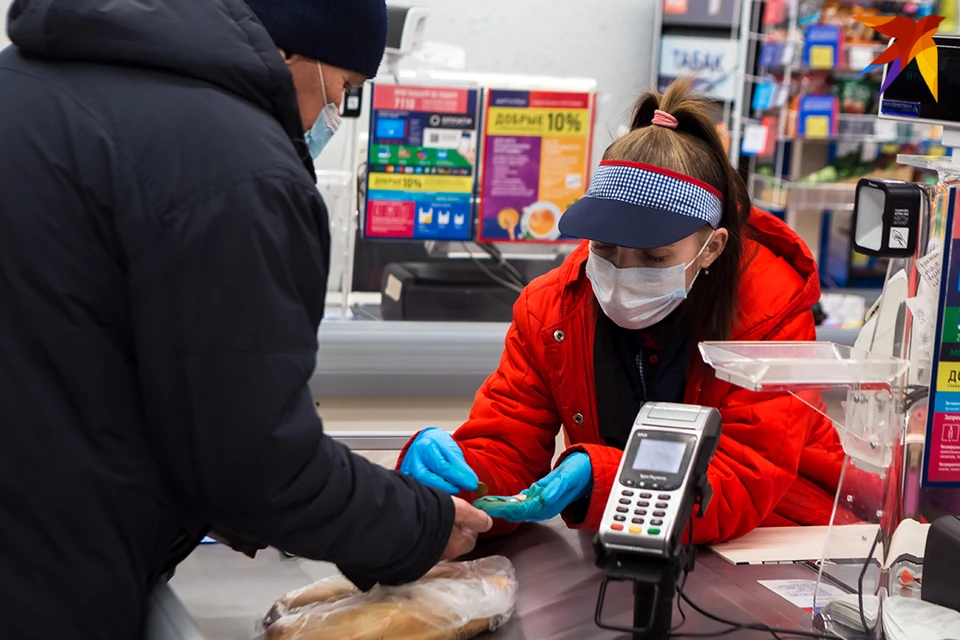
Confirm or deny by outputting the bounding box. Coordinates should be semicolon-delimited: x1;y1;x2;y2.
400;78;847;543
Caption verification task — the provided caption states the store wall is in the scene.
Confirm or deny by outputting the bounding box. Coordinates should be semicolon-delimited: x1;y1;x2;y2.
405;0;659;164
1;0;658;179
317;0;660;174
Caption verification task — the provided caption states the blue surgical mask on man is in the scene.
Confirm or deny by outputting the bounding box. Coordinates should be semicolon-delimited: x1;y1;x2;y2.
304;63;343;159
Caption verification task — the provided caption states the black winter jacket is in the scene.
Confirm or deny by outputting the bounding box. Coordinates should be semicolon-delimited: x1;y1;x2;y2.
0;0;454;637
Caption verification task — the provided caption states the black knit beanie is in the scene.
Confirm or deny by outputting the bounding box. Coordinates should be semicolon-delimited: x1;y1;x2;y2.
244;0;388;78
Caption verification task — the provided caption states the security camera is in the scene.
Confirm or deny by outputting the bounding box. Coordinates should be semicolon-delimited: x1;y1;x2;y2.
386;6;430;56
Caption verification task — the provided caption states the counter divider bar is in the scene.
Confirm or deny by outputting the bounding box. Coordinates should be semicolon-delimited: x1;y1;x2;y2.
327;431;419;451
311;322;860;398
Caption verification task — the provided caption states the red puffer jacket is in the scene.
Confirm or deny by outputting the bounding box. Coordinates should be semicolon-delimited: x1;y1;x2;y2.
399;209;848;544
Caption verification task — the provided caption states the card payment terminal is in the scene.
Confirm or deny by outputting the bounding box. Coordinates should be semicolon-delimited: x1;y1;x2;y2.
597;402;722;561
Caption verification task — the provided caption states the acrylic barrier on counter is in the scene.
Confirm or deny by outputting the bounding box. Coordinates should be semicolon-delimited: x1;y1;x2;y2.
364;85;480;241
478;89;596;243
926;186;960;487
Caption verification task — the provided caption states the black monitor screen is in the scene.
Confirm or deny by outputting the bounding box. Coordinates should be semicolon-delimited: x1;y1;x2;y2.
881;36;960;123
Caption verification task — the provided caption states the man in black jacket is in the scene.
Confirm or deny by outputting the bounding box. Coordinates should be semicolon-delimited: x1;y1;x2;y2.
0;0;492;638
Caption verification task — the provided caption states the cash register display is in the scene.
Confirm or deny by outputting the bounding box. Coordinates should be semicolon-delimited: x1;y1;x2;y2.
632;439;687;474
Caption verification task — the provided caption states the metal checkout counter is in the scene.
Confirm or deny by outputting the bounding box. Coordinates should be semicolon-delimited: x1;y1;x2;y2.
156;20;960;640
165;516;817;640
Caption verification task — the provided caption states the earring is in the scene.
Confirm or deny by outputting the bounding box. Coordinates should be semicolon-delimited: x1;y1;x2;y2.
704;269;710;276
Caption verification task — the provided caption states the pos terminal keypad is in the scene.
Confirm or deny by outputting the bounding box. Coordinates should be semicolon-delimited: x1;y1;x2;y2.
614;488;671;536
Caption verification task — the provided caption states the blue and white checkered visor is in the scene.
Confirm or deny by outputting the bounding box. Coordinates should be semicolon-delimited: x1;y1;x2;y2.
558;160;724;250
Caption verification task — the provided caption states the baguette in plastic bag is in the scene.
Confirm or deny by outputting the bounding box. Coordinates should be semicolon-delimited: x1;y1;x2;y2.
263;556;518;640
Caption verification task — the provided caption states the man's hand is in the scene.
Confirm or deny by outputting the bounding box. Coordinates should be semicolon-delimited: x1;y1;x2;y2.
441;497;494;561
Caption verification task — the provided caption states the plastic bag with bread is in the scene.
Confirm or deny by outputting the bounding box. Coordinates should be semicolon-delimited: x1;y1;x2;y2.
262;556;518;640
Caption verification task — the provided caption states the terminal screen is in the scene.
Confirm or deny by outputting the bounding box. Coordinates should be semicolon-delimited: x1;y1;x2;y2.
632;438;687;474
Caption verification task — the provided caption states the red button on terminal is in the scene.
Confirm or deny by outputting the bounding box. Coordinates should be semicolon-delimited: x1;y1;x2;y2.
610;523;624;531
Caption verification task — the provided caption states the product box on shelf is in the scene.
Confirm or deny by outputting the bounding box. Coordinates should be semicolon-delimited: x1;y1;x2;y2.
803;24;843;69
797;94;839;138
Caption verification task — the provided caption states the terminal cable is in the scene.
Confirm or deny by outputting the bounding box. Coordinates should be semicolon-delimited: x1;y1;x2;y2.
669;517;843;640
460;242;524;294
474;241;529;287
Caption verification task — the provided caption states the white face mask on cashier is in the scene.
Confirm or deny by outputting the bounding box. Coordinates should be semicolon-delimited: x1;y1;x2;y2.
586;231;715;331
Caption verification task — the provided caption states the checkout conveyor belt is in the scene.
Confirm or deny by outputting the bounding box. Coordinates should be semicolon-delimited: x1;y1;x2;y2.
310;321;860;399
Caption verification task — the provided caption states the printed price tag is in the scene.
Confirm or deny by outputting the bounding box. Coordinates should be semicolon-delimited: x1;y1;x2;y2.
782;43;796;66
875;119;899;142
774;84;789;107
847;46;876;71
741;122;770;156
907;294;937;368
917;243;943;290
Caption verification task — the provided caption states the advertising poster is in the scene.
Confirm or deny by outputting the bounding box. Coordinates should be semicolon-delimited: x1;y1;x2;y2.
658;35;739;102
365;85;480;241
924;187;960;486
478;89;595;243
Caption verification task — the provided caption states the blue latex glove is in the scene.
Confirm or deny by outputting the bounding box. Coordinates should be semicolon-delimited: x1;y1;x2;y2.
399;427;479;495
473;452;592;522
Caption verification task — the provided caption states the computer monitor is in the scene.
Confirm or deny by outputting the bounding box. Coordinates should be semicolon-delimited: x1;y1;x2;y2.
879;34;960;147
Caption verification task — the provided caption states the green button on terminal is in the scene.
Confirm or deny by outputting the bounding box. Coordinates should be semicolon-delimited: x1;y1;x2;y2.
647;528;661;535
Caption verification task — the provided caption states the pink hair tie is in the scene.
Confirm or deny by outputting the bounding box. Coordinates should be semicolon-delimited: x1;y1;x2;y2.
651;109;678;129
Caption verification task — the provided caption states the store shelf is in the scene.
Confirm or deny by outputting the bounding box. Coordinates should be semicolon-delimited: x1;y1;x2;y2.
738;0;940;248
896;154;960;173
787;182;857;211
793;65;882;76
750;174;856;212
753;198;787;212
310;321;864;398
779;115;942;144
311;320;507;398
749;42;886;72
